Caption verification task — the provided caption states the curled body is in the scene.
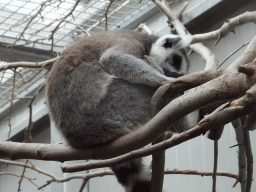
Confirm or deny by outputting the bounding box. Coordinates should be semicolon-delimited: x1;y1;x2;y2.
46;30;195;192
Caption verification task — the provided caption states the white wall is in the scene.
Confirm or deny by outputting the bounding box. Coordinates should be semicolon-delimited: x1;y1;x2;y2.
88;1;256;192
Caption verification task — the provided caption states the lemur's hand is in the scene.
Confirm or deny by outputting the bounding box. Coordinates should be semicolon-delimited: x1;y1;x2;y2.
144;55;164;74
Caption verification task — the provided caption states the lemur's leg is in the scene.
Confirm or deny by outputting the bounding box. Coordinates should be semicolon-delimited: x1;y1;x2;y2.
100;48;174;87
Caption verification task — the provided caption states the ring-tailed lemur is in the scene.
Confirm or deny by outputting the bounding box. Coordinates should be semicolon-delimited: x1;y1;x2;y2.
46;30;197;192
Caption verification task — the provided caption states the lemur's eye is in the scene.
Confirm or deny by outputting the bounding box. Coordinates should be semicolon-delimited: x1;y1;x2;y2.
163;37;182;49
163;39;172;48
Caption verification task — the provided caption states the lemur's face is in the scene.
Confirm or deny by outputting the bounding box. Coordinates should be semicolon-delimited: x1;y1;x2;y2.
163;54;183;78
149;34;191;76
162;52;186;78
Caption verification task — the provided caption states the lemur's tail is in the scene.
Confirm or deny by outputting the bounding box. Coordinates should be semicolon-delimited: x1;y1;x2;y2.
111;159;151;192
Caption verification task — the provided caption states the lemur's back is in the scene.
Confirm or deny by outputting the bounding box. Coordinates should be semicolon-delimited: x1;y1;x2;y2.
47;30;158;148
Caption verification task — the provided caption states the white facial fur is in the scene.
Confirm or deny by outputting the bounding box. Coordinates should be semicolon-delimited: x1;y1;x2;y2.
149;34;192;65
163;50;188;75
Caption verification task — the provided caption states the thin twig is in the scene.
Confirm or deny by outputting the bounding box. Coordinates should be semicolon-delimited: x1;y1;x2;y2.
49;0;80;57
0;159;58;179
79;178;89;192
0;57;58;72
0;70;6;85
64;19;90;36
212;140;218;192
176;2;189;19
86;0;131;33
168;0;180;5
16;69;43;89
17;160;29;192
214;34;222;47
12;69;25;85
217;41;250;69
100;0;118;31
164;169;238;179
18;82;45;191
24;83;45;143
38;169;114;190
8;38;49;47
7;1;48;61
228;35;256;69
0;172;40;189
8;68;17;137
1;158;238;191
229;143;244;148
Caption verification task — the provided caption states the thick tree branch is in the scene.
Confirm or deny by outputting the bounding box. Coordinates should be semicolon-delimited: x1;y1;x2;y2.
232;119;246;191
0;82;254;172
192;12;256;44
243;112;256;131
206;38;256;139
243;124;253;192
151;69;224;115
150;83;167;192
61;83;256;173
1;64;255;166
176;2;189;19
200;33;256;139
150;135;165;192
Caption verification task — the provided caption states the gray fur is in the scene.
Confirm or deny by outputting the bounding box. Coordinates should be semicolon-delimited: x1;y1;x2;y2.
46;30;194;192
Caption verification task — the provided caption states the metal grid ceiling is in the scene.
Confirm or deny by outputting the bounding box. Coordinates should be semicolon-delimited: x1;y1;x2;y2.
0;65;47;108
0;0;153;52
0;0;153;108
